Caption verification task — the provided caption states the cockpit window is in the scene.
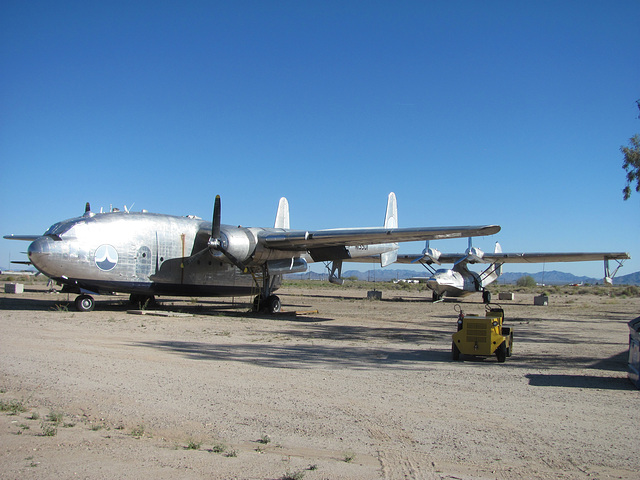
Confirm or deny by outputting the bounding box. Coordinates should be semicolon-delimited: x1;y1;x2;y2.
44;218;81;237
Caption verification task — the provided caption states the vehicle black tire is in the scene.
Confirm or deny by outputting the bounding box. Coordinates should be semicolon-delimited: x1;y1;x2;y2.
482;290;491;304
75;294;95;312
496;342;507;363
452;342;461;361
266;295;281;314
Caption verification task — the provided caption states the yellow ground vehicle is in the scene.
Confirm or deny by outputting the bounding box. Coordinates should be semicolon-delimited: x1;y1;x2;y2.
452;305;513;362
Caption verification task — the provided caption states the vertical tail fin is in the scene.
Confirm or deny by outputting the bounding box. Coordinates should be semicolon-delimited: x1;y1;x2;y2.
381;192;398;267
274;197;290;229
494;242;502;276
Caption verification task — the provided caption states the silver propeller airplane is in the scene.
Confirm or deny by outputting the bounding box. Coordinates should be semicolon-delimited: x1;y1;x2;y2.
394;239;630;302
4;193;500;313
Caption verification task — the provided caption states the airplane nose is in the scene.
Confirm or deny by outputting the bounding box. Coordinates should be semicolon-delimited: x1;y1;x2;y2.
28;236;54;273
426;277;439;290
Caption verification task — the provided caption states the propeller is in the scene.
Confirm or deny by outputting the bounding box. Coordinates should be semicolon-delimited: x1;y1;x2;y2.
411;240;441;264
207;195;248;272
454;237;485;266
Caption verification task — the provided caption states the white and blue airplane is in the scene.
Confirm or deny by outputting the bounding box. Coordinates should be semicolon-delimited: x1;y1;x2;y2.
394;239;630;302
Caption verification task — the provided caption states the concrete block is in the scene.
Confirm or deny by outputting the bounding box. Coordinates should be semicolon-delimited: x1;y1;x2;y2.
499;292;515;301
5;283;24;294
534;295;549;306
367;290;382;300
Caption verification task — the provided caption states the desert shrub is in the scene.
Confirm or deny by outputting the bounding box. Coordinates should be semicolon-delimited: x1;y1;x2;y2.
516;275;537;288
616;285;640;297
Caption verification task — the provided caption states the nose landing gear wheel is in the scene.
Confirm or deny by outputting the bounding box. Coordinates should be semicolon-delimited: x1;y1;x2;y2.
75;294;95;312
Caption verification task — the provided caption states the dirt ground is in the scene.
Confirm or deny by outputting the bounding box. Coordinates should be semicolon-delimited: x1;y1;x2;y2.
1;283;638;480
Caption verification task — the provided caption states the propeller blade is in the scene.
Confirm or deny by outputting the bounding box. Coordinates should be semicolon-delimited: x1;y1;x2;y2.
212;195;221;239
221;249;247;272
206;194;247;272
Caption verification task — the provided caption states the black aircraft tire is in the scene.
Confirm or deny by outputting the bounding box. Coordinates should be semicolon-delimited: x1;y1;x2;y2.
75;294;95;312
267;295;281;314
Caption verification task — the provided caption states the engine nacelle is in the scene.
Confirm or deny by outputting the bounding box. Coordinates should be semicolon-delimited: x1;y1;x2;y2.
465;246;485;263
423;246;442;264
213;226;257;264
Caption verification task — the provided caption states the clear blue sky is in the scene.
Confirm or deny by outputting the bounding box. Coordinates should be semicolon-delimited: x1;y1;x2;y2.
1;1;639;278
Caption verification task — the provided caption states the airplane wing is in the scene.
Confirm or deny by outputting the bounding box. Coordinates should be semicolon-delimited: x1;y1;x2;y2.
394;252;631;264
479;252;631;263
260;225;501;250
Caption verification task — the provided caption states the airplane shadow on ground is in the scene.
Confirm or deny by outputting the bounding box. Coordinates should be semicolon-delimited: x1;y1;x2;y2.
525;372;635;390
0;295;333;320
0;296;71;311
133;340;452;371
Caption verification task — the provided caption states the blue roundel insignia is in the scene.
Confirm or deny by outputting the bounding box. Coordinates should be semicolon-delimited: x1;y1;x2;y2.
95;244;118;271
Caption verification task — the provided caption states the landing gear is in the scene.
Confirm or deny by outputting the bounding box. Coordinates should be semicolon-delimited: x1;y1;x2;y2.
432;291;443;302
74;294;95;312
253;294;282;314
482;290;492;304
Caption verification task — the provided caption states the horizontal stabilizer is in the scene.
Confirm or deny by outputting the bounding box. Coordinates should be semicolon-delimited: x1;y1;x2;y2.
3;234;40;241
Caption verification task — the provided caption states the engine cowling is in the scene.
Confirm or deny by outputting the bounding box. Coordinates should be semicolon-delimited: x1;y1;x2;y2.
423;246;442;264
212;226;257;265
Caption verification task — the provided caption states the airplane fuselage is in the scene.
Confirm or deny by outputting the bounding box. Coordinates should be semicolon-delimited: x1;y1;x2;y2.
27;210;396;298
426;268;481;298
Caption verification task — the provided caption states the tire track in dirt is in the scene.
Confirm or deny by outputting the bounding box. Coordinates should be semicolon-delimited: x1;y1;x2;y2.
338;404;440;479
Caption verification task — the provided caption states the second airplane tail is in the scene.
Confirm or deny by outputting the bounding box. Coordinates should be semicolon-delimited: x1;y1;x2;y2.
274;197;290;229
380;192;399;267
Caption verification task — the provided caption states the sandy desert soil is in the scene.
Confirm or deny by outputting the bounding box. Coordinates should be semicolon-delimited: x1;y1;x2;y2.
1;283;639;480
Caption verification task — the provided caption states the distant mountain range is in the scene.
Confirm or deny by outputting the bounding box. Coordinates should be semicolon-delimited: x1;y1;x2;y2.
287;269;640;285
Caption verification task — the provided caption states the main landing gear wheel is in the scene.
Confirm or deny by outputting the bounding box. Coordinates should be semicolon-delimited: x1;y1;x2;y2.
74;294;95;312
253;294;282;314
267;295;281;314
